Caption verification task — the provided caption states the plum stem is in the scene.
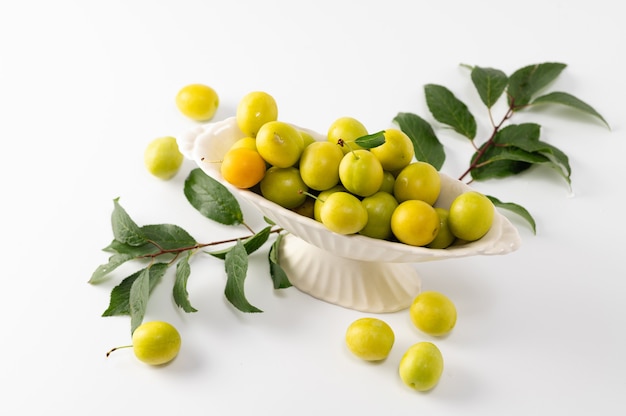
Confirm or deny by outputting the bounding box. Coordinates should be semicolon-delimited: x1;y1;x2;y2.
106;345;133;357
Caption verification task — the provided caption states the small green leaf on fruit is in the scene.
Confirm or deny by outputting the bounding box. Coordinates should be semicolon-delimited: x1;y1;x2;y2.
173;254;197;313
393;112;445;170
269;233;291;289
184;168;244;226
354;130;386;149
424;84;477;140
487;195;536;234
224;240;262;313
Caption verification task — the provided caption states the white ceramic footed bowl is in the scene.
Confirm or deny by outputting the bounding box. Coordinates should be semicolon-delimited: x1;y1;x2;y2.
179;117;521;312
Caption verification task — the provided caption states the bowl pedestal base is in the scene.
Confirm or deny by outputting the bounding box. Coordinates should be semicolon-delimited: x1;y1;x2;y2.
278;234;421;313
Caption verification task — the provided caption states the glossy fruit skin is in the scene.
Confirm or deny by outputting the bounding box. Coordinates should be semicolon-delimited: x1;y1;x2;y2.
256;121;304;168
359;191;399;240
313;185;346;222
132;321;181;366
220;147;266;189
144;136;184;180
370;128;415;172
230;136;257;151
391;200;440;246
393;162;441;205
345;317;395;361
260;166;308;209
398;342;444;392
448;191;494;241
319;191;368;235
291;196;315;218
379;171;396;194
327;116;368;154
299;141;344;191
175;84;219;121
299;130;317;149
339;149;384;197
427;208;456;249
409;291;457;336
236;91;278;137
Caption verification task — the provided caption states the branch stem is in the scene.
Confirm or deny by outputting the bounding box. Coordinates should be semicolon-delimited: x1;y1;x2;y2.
139;227;283;260
458;104;515;182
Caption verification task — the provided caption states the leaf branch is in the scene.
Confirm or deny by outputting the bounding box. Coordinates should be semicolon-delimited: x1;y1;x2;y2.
458;104;515;182
136;228;282;260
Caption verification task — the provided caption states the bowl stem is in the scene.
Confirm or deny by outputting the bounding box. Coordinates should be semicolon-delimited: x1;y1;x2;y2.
278;234;421;313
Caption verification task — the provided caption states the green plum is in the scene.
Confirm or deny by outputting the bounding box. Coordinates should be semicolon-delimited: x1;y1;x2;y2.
370;128;415;172
394;161;441;205
379;171;396;194
299;141;344;191
327;116;368;154
448;191;494;241
398;342;444;392
256;121;304;168
319;191;368;235
313;185;346;222
260;166;308;209
339;149;383;197
427;207;456;249
359;191;399;240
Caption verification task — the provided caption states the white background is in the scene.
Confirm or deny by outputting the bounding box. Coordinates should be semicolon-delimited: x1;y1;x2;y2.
1;1;625;414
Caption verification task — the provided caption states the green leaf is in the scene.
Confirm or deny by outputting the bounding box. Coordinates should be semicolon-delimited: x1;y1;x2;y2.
208;226;272;260
102;263;168;317
493;123;541;146
507;62;567;108
111;198;147;246
487;195;536;235
103;223;197;261
129;267;150;334
393;112;445;170
141;224;197;250
471;66;509;108
89;252;134;284
354;130;386;149
102;239;160;257
476;144;549;166
472;141;570;184
471;158;532;181
471;144;534;181
493;124;571;183
534;142;571;184
184;168;244;226
173;254;197;313
224;240;262;313
530;91;610;128
268;233;291;289
424;84;477;139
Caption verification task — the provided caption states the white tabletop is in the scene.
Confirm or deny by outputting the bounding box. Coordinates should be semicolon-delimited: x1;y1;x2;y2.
2;1;624;414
